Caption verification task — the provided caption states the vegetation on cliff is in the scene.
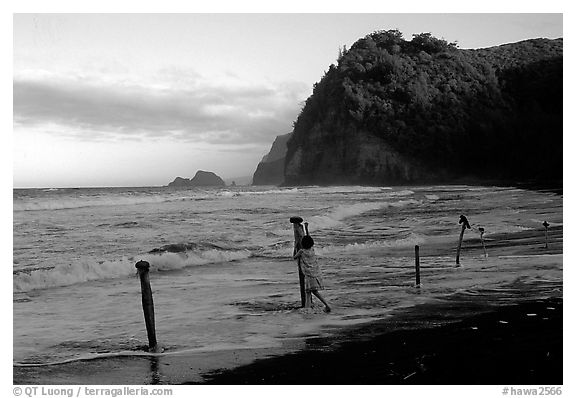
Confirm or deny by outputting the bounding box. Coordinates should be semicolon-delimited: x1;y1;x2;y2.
288;30;562;184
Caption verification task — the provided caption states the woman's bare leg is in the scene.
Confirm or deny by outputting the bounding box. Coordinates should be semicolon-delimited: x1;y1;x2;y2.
305;291;313;308
312;291;331;312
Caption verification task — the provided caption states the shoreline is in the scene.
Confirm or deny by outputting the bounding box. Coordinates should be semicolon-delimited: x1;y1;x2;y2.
197;296;562;385
14;294;562;385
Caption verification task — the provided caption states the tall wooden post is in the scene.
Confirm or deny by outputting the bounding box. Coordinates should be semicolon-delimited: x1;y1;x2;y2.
478;227;487;258
290;217;306;308
543;221;550;249
415;245;421;287
456;215;471;266
135;260;158;352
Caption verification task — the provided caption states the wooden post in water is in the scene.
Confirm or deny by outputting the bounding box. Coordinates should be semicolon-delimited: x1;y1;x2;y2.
478;227;488;258
543;221;550;249
304;222;310;236
414;245;421;287
456;215;471;266
135;260;158;352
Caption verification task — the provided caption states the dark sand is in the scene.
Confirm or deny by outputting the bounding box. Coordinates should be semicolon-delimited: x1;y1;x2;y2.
199;297;562;384
14;295;562;385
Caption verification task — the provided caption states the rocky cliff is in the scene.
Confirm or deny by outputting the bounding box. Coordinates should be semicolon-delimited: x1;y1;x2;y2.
168;170;225;187
253;132;292;185
284;31;562;186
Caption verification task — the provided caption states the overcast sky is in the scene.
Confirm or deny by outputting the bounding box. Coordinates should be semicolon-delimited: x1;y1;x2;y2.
13;13;563;188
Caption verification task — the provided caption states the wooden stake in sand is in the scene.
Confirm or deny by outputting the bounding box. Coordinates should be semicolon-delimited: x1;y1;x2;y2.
543;221;550;249
478;227;488;258
414;245;421;287
290;217;306;307
456;215;471;266
135;260;158;352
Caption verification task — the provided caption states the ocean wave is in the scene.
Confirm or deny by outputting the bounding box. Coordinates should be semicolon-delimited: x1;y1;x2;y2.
484;224;535;235
529;219;562;227
256;232;426;259
308;186;392;194
14;188;301;212
316;234;426;255
217;191;240;198
217;188;299;198
13;194;181;211
13;248;251;293
310;199;421;229
467;187;497;191
387;190;415;197
243;188;299;195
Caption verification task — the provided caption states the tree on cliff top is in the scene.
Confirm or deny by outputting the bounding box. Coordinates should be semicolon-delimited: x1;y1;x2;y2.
290;30;562;183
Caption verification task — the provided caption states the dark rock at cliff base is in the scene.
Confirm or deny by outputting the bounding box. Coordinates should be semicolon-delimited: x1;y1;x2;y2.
168;171;225;187
284;31;562;186
253;133;292;185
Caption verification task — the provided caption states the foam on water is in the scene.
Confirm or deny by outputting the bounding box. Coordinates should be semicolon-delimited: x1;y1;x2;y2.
14;193;190;211
242;188;299;196
388;189;415;197
13;187;301;212
530;219;562;227
13;256;136;293
310;199;420;229
217;188;298;198
217;191;240;198
307;186;392;194
316;233;426;256
483;224;535;235
13;248;251;293
14;338;284;368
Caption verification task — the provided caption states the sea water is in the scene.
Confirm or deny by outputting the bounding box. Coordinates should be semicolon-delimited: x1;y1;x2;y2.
13;185;562;367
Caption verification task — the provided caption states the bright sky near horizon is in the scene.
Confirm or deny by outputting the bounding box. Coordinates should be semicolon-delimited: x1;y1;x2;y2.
13;13;563;188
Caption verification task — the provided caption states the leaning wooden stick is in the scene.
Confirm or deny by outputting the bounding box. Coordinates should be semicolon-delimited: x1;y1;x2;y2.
414;245;421;287
135;260;159;352
290;217;306;307
456;215;471;266
478;227;488;258
543;221;550;249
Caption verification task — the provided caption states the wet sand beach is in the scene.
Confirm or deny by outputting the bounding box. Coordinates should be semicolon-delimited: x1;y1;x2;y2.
199;297;562;384
14;293;562;385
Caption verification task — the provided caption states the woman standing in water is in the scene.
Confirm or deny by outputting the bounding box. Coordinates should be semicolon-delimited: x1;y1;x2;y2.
293;234;331;313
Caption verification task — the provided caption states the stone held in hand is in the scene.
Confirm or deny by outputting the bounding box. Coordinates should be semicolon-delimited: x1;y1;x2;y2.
459;215;471;229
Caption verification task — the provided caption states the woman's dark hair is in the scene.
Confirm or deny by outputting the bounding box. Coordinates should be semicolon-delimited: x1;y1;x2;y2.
301;235;314;249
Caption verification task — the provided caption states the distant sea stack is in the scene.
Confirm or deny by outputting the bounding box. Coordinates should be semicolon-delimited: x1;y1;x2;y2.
168;170;225;187
284;31;562;186
253;132;292;185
